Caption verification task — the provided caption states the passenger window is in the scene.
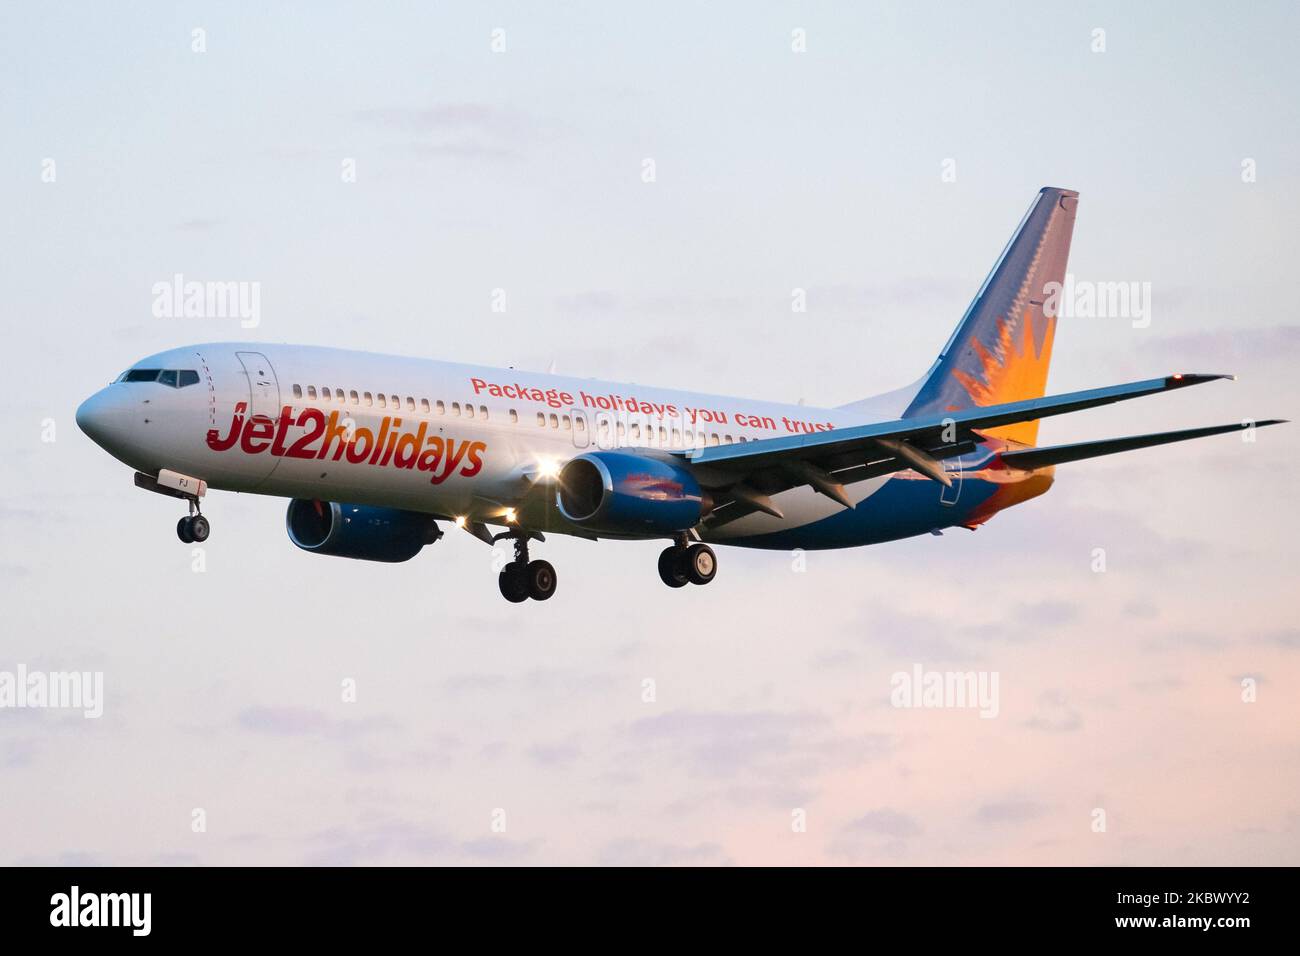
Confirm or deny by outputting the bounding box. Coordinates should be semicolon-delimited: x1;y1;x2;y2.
630;423;640;440
466;405;475;419
390;395;399;408
335;389;345;402
307;386;317;399
436;400;445;415
576;418;585;432
509;409;518;424
292;384;302;399
549;413;559;429
617;422;626;439
710;433;719;446
452;402;461;415
406;397;415;411
364;392;373;406
321;388;331;402
724;434;733;444
562;415;571;430
480;405;488;419
421;399;430;413
672;429;681;446
536;412;545;427
377;394;386;408
350;390;359;404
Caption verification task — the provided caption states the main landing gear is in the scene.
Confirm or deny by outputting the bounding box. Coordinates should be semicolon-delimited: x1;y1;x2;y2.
497;533;556;604
658;537;717;588
176;500;210;544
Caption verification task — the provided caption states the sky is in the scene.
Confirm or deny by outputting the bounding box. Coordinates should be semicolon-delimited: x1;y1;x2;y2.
1;1;1298;865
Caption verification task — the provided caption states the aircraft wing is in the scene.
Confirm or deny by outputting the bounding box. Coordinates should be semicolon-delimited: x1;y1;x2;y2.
674;373;1238;527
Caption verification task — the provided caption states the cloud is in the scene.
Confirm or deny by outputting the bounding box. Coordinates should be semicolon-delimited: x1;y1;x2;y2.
527;740;582;767
354;104;505;131
625;709;893;814
1257;630;1300;650
958;599;1080;643
235;707;397;739
459;837;542;862
0;739;37;768
173;219;222;233
353;103;555;160
1022;690;1083;733
972;800;1049;825
1139;324;1300;366
843;809;923;838
629;709;821;776
598;838;730;866
300;818;539;866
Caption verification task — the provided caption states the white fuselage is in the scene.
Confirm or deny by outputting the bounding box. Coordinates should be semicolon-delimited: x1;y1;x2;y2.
76;342;934;546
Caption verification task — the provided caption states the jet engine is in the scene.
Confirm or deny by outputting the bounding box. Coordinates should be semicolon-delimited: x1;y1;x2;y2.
285;499;441;562
556;452;708;535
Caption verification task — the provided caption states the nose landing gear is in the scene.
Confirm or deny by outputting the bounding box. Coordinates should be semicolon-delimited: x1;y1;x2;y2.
133;471;211;544
658;538;717;588
176;500;210;543
496;532;556;603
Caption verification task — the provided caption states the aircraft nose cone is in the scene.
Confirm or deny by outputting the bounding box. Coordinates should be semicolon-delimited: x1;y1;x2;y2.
76;386;133;452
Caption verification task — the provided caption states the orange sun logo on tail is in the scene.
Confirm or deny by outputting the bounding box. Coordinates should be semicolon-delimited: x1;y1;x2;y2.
951;307;1056;445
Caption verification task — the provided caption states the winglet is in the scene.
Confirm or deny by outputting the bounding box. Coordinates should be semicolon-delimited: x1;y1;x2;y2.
1165;373;1235;388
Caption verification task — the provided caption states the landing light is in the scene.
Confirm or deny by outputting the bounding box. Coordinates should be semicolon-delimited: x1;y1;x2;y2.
504;508;517;524
454;516;467;528
535;457;561;480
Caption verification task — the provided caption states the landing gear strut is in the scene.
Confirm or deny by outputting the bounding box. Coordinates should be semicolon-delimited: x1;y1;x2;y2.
175;499;210;543
497;533;556;603
658;537;717;588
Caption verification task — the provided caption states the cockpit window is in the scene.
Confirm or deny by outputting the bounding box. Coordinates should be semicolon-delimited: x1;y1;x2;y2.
116;368;202;387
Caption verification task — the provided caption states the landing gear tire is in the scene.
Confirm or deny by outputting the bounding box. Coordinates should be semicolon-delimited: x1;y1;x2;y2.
657;547;689;588
684;543;717;586
498;563;529;603
176;517;195;544
495;533;556;603
188;514;210;543
525;560;557;601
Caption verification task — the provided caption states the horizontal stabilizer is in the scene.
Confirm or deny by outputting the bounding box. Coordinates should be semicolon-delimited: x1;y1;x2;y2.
685;372;1235;472
1000;420;1287;470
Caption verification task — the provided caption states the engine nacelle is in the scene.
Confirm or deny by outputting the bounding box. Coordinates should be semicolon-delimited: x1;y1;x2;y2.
556;452;707;535
286;499;441;563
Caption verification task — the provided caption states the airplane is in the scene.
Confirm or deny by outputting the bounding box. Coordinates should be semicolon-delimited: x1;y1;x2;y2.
76;187;1284;603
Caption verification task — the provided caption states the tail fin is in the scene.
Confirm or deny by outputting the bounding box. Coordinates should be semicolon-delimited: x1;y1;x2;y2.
903;186;1079;445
